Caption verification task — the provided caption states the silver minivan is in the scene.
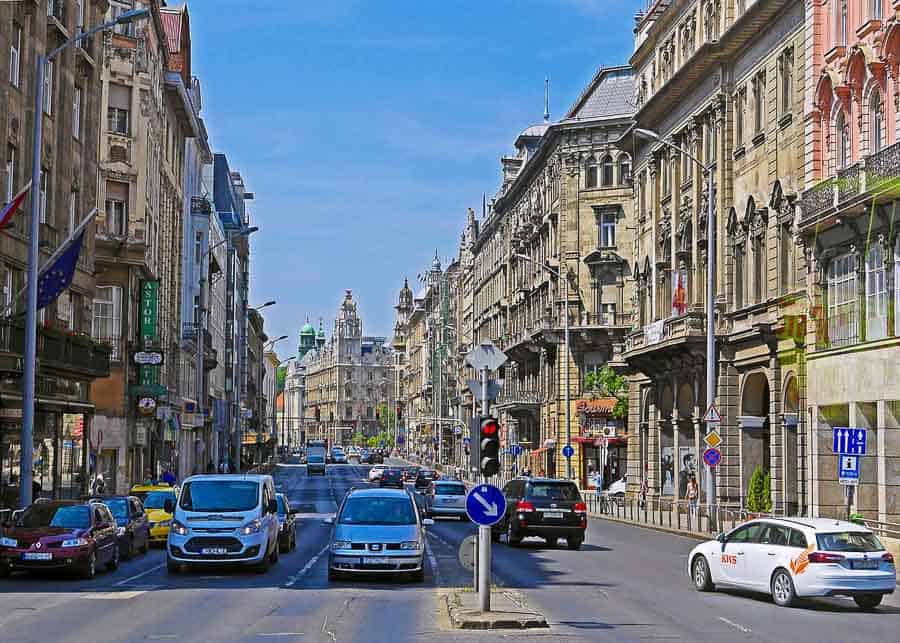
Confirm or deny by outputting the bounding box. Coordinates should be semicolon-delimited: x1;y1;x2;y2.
165;474;280;573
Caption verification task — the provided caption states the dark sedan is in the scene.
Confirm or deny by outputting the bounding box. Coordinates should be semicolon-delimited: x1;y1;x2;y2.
414;469;440;491
93;495;150;559
379;468;404;489
401;466;421;483
276;493;297;553
0;500;119;578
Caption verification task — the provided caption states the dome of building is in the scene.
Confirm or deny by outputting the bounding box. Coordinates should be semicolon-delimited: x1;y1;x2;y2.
519;123;549;139
300;320;315;336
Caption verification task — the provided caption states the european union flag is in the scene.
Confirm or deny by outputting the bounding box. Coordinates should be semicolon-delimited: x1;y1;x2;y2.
37;230;85;309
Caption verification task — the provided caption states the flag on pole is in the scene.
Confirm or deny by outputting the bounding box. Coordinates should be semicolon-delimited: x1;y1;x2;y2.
672;268;688;316
0;182;32;229
37;230;86;309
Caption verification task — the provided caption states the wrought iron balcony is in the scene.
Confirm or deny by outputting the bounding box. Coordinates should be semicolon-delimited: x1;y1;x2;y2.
0;321;111;379
494;389;542;409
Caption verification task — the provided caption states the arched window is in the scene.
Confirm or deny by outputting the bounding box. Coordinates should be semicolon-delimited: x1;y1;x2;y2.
835;110;850;169
585;157;599;188
870;90;884;153
618;154;631;185
601;155;614;186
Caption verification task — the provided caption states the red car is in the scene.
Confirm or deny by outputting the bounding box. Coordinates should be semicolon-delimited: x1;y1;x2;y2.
0;500;120;579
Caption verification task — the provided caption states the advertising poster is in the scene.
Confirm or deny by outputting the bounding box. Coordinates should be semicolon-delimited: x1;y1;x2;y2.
661;446;675;495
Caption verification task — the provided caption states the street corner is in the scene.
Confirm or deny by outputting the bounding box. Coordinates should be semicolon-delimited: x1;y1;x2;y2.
441;588;549;631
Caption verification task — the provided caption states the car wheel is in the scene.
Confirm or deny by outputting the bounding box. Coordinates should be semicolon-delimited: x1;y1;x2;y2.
107;545;120;571
409;567;425;582
771;569;797;607
854;594;883;610
270;539;280;565
166;555;180;574
0;563;10;578
566;537;582;550
124;536;134;560
506;520;521;546
141;534;150;554
81;550;97;579
328;567;342;582
256;544;271;574
691;555;714;592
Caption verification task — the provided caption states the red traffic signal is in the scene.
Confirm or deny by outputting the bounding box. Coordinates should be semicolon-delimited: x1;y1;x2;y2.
480;416;501;477
481;417;499;437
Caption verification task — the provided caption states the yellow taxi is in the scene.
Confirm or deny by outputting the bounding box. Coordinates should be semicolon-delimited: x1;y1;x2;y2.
130;484;178;546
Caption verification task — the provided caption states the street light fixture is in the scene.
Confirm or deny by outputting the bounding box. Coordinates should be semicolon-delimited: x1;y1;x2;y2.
251;301;276;312
634;127;717;526
515;253;572;480
265;335;288;350
19;7;151;508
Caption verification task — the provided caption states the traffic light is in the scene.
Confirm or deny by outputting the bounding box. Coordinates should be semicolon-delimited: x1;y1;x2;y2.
396;403;403;421
480;416;500;477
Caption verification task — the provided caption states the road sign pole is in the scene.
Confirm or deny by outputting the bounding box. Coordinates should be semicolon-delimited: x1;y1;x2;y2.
478;524;491;612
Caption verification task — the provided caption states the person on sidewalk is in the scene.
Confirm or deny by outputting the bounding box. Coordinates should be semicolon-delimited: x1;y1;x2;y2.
686;474;699;519
639;477;649;509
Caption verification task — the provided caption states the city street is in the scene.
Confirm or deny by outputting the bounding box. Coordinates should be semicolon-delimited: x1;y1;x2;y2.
1;462;897;642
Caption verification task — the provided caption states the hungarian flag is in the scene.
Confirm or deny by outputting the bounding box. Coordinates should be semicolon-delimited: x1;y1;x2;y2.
0;182;32;229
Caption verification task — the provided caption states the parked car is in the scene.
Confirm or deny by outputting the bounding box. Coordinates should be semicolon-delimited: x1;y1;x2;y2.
491;478;587;550
93;495;150;559
141;488;179;546
359;449;371;464
275;493;297;553
688;518;896;609
414;469;440;492
332;449;348;465
129;482;176;503
368;464;387;482
0;500;119;579
166;474;280;574
326;487;433;581
424;480;467;520
401;466;420;483
379;468;404;489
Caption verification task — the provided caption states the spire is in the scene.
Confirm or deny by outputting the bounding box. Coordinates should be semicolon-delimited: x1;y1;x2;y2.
543;76;550;123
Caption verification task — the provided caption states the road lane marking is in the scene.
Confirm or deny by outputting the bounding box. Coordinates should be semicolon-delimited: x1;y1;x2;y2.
718;617;752;633
257;634;304;638
285;544;330;587
80;590;146;600
115;562;165;586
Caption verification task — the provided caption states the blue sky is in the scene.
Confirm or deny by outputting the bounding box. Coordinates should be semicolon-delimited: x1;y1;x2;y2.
189;0;638;356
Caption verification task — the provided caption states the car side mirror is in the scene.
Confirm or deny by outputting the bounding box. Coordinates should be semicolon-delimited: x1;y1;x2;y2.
164;499;175;514
323;516;334;525
422;518;434;526
267;499;278;514
717;532;727;547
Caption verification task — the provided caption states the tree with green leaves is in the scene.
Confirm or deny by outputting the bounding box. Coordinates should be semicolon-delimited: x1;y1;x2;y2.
746;465;772;513
583;365;628;420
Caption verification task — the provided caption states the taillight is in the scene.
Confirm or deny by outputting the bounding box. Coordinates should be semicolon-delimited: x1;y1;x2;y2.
574;502;587;513
516;501;534;512
808;551;845;564
882;553;894;564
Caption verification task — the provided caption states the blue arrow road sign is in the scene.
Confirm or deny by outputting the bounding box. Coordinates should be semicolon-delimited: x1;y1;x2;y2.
465;484;506;526
562;444;574;458
833;427;867;455
512;444;523;456
462;436;471;445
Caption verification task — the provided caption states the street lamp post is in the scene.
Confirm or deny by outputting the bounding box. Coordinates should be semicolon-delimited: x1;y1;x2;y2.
515;254;571;479
634;128;717;527
19;8;150;508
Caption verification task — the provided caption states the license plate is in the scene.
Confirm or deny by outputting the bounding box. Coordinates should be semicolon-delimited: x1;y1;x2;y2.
22;552;52;561
851;559;879;570
365;557;391;565
201;547;228;555
544;512;564;519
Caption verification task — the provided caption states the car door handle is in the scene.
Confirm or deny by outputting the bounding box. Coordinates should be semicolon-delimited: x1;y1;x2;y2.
767;552;777;556
736;551;744;555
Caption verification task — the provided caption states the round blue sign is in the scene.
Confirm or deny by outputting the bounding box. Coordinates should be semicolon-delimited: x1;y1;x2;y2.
397;436;405;444
462;436;471;445
465;484;507;526
562;444;574;458
703;447;721;467
511;444;523;456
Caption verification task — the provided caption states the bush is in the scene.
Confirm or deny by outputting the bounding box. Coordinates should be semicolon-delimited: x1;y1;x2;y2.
746;466;772;513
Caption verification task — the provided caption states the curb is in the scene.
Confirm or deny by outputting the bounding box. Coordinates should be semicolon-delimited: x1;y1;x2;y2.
443;593;548;630
589;512;710;541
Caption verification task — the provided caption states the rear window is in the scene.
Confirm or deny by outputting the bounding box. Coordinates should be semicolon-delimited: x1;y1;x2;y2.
817;531;884;553
527;482;581;501
309;455;324;463
435;484;465;495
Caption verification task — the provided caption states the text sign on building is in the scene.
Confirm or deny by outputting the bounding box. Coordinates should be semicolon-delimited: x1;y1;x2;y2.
139;280;161;393
832;427;867;455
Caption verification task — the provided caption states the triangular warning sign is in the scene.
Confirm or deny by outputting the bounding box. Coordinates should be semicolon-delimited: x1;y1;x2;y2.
702;403;721;424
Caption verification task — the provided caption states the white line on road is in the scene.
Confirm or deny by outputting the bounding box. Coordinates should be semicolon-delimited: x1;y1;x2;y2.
285;544;330;587
257;634;305;638
114;563;165;586
718;616;752;633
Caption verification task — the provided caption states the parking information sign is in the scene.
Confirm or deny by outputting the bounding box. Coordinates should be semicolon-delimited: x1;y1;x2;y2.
839;454;860;486
465;484;506;526
562;444;575;458
833;427;867;455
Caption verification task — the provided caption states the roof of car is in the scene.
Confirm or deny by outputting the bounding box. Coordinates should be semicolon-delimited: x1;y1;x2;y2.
347;487;411;499
181;473;271;484
750;516;873;532
515;477;576;484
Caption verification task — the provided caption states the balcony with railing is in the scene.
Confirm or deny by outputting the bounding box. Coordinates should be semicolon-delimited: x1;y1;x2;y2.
800;141;900;229
623;310;706;371
0;321;111;379
494;388;543;410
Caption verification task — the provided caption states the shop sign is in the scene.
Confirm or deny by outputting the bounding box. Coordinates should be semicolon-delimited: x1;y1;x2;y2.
139;280;160;389
133;350;164;366
137;397;156;415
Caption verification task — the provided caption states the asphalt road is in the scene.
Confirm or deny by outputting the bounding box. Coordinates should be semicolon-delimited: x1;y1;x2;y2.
0;460;897;642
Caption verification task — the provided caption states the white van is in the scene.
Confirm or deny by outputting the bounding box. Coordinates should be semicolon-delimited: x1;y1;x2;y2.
165;474;280;573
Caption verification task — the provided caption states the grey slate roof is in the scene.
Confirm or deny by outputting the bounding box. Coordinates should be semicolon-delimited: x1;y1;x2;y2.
565;65;635;121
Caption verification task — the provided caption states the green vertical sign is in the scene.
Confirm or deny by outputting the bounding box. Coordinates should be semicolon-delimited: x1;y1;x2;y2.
140;280;160;389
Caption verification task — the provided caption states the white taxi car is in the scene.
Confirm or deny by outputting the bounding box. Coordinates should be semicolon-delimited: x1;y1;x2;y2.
688;518;895;609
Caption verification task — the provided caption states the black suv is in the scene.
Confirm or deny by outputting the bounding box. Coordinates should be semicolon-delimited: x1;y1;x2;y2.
379;468;404;489
491;478;586;550
413;469;439;492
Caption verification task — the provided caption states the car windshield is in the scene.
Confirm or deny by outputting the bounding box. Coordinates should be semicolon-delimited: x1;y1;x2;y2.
309;455;324;463
527;482;581;501
817;531;884;552
276;495;287;515
419;471;434;478
339;496;416;525
143;491;176;510
435;484;465;496
179;481;260;512
104;498;129;520
18;505;90;529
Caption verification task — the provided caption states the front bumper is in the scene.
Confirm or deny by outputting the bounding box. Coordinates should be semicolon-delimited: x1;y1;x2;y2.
148;524;171;543
329;550;423;573
167;529;269;565
429;505;466;516
1;546;93;571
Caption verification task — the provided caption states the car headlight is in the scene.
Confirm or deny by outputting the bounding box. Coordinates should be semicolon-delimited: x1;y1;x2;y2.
158;519;172;528
400;541;421;550
332;540;352;551
0;536;18;548
61;538;89;547
240;519;262;535
116;527;126;536
171;520;189;536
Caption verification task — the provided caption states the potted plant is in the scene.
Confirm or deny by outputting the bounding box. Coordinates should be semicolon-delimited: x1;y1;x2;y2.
746;466;772;517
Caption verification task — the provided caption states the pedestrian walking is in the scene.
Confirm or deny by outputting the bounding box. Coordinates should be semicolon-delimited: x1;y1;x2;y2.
686;474;699;520
639;476;649;509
